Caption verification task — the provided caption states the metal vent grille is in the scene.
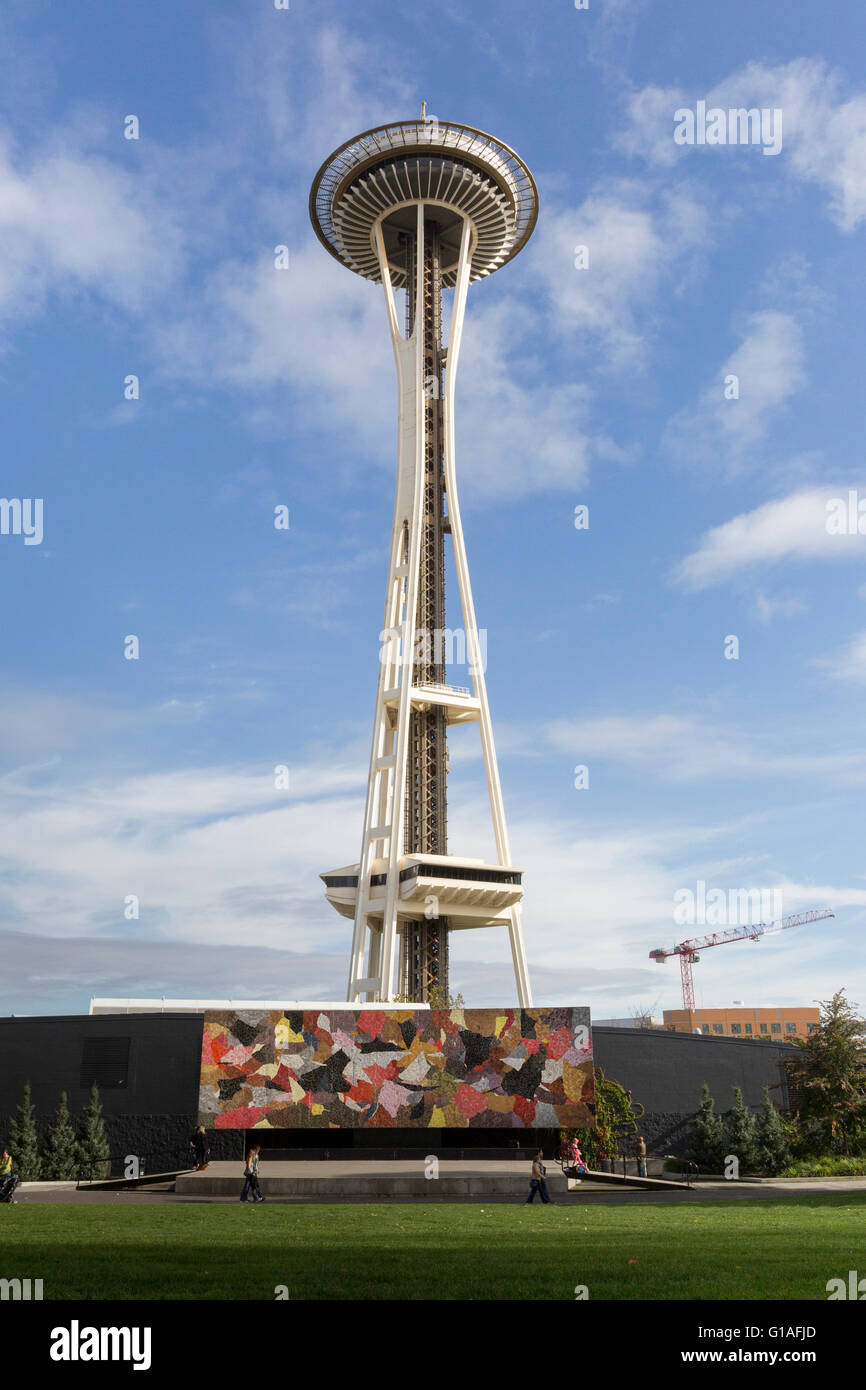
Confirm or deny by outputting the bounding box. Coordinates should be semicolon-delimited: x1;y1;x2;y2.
80;1036;130;1089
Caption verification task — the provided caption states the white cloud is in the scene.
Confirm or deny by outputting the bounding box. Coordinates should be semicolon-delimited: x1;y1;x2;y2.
620;58;866;231
528;183;710;366
616;85;688;166
0;134;183;336
665;311;807;467
676;486;866;589
0;755;367;951
815;629;866;685
754;592;807;623
544;711;866;783
0;727;863;1012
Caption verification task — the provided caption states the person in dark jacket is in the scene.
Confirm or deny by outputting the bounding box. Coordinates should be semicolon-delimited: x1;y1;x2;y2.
189;1125;211;1171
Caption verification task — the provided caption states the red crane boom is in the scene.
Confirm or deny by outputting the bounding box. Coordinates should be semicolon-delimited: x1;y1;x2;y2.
649;908;834;1010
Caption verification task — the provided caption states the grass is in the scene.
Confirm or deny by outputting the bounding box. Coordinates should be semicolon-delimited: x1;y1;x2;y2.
1;1194;864;1300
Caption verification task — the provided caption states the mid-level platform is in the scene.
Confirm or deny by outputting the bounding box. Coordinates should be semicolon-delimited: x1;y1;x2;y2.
321;852;523;929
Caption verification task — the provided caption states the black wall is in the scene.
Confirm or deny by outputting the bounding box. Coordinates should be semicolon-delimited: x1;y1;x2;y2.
592;1026;792;1156
0;1014;794;1163
0;1012;236;1165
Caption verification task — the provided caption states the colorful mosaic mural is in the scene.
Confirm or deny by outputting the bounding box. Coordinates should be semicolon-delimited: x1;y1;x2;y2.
199;1007;594;1130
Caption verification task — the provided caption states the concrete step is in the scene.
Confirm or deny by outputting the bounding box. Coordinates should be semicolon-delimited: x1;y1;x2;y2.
174;1160;570;1199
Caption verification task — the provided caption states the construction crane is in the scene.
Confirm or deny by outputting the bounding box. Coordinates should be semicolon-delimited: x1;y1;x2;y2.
649;908;835;1010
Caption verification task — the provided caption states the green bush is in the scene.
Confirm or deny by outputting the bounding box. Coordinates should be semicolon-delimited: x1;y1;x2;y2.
754;1087;792;1175
688;1082;727;1172
723;1086;760;1173
7;1081;42;1181
42;1092;79;1181
561;1068;644;1169
75;1083;111;1181
781;1156;866;1177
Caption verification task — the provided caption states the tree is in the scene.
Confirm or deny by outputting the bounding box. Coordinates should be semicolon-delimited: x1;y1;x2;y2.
629;1004;661;1030
723;1086;759;1173
42;1092;79;1181
426;985;466;1010
754;1086;792;1175
688;1082;726;1172
7;1081;42;1181
75;1083;111;1180
784;991;866;1155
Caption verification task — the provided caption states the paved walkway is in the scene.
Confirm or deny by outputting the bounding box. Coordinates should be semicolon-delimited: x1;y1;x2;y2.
9;1167;866;1206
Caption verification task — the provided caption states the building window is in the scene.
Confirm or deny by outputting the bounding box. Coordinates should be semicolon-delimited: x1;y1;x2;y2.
759;1023;768;1034
771;1023;781;1034
786;1022;798;1034
713;1024;724;1034
745;1024;752;1034
701;1024;710;1034
730;1024;742;1034
807;1023;818;1034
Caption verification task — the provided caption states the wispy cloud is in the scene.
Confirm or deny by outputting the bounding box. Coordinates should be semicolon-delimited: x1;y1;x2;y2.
619;58;866;231
664;311;807;470
815;628;866;685
676;486;866;589
528;182;710;367
544;711;866;784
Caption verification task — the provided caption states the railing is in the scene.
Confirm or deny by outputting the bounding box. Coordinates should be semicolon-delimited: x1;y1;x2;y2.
76;1149;195;1188
418;682;472;698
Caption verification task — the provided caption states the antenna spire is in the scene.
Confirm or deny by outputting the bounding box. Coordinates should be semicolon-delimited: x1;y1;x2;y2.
421;100;427;121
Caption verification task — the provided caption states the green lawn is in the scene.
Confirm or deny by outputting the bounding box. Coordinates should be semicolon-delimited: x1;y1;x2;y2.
1;1195;864;1300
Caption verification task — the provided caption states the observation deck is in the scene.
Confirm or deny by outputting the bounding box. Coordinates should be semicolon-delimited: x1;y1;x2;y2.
309;118;538;286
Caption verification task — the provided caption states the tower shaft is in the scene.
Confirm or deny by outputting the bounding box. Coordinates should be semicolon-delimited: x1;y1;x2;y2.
402;220;449;1001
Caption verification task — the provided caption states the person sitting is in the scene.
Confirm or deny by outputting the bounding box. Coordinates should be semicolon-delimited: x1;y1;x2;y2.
0;1148;20;1204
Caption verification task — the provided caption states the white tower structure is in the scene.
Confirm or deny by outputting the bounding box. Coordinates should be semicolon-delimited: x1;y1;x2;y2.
312;115;537;1007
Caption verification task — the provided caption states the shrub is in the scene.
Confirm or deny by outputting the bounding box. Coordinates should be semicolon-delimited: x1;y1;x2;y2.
688;1082;726;1173
723;1086;760;1173
7;1082;41;1182
754;1087;792;1175
75;1083;111;1181
42;1092;79;1181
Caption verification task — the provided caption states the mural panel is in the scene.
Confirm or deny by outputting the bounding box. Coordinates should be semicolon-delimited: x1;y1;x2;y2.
199;1006;594;1129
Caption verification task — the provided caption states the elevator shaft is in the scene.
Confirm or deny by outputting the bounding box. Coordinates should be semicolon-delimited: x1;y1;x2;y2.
401;219;449;1002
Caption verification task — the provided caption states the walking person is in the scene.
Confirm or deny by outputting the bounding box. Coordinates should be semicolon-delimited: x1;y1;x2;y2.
189;1124;211;1171
635;1134;647;1178
571;1136;587;1174
240;1144;264;1203
525;1148;554;1204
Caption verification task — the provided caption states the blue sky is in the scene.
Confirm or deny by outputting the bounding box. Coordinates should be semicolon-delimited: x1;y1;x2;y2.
1;0;864;1017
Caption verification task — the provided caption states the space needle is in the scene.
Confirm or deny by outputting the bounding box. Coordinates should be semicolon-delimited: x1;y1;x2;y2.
313;110;538;1007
